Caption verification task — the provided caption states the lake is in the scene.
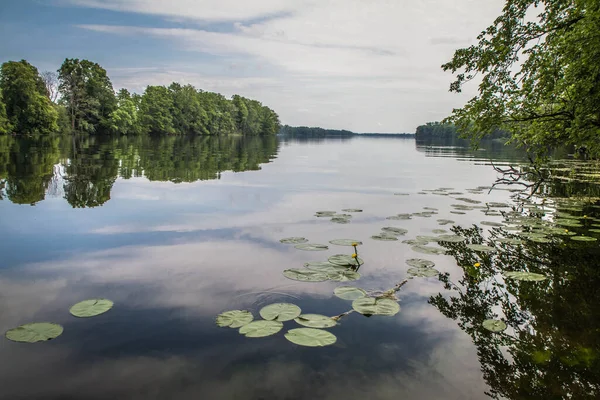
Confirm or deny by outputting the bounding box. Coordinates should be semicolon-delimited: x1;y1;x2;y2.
0;135;599;400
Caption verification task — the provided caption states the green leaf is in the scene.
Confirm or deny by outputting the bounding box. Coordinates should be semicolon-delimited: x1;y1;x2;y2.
283;269;329;282
503;271;547;282
480;221;505;227
333;286;367;300
466;244;496;253
239;320;283;337
482;319;507;333
294;314;337;328
411;245;447;255
284;328;337;347
5;322;63;343
329;239;363;246
294;243;329;251
327;270;361;282
69;299;114;318
280;237;308;244
571;236;597;242
352;298;400;316
259;303;302;322
437;234;467;243
406;258;435;268
386;214;412;220
381;227;408;236
407;267;440;277
371;234;398;241
341;208;363;213
216;310;254;328
328;254;364;266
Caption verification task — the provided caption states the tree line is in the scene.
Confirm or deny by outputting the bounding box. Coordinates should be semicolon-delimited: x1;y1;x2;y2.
415;122;510;140
0;59;280;136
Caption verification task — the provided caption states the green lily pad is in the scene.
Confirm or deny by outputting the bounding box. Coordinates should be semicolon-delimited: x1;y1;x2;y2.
455;197;482;204
280;237;309;244
450;211;467;215
284;328;337;347
294;243;329;251
5;322;63;343
407;267;440;277
342;209;363;213
411;245;446;255
239;320;283;338
504;271;547;281
381;227;408;236
487;202;510;208
570;236;597;242
283;269;330;282
437;234;467;243
556;219;583;227
303;263;348;274
328;254;364;266
329;239;363;246
466;244;496;253
394;193;410;196
482;319;507;332
371;234;399;241
423;207;438;211
432;229;448;234
259;303;302;322
481;221;505;227
406;258;435;268
527;236;552;243
387;214;412;220
496;238;524;245
437;219;455;225
412;212;435;217
294;314;337;328
334;286;367;300
331;217;351;224
327;270;361;282
352;298;400;316
69;299;114;318
402;239;429;245
216;310;254;328
315;211;336;217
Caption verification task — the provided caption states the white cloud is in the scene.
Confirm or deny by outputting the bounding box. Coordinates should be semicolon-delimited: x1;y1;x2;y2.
71;0;505;131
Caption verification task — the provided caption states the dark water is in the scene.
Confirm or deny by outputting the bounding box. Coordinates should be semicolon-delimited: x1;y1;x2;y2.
0;135;599;400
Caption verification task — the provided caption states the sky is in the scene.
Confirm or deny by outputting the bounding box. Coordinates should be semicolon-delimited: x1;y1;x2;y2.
0;0;504;133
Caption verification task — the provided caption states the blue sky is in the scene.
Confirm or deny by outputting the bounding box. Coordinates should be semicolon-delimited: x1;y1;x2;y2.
0;0;503;132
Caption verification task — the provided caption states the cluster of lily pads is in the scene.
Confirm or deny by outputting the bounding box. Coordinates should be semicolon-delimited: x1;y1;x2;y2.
4;299;114;343
314;208;362;224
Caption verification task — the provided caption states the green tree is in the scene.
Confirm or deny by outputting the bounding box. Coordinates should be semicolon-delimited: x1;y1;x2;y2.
443;0;600;158
58;58;116;133
169;83;209;135
0;89;11;134
0;60;58;134
108;89;139;135
138;85;175;134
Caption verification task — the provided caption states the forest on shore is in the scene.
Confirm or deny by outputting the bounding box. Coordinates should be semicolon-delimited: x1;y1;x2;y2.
0;59;280;136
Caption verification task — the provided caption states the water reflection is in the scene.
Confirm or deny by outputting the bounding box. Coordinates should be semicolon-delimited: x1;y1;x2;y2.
0;135;280;207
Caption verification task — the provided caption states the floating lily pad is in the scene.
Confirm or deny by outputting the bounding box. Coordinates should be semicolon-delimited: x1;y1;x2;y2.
352;298;400;316
455;197;482;204
294;314;337;328
416;235;441;243
504;271;547;281
527;236;552;243
5;322;63;343
328;254;364;266
487;202;510;208
371;234;399;241
402;239;429;245
394;193;410;196
423;207;438;211
327;270;361;282
407;267;440;277
437;234;467;243
69;299;114;318
342;209;363;213
284;328;337;347
570;236;597;242
466;244;496;253
481;221;505;227
437;219;455;225
239;320;283;338
283;269;330;282
411;245;446;255
334;286;367;300
496;238;524;245
216;310;254;328
386;215;412;220
331;217;351;224
450;211;467;215
482;319;507;332
412;212;435;217
329;239;363;246
432;229;448;234
260;303;302;322
556;219;583;227
280;237;309;244
294;243;329;251
406;258;435;268
315;211;336;217
381;227;408;236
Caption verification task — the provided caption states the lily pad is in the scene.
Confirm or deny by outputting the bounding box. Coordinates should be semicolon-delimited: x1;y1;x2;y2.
315;211;336;217
455;197;482;204
333;286;367;300
402;239;429;245
527;236;552;243
411;245;446;255
437;234;467;243
406;258;435;268
394;193;410;196
437;219;455;225
570;236;597;242
280;237;309;244
352;298;400;316
466;244;496;253
407;267;440;277
216;310;254;328
371;234;399;241
294;314;337;328
387;214;412;220
482;319;507;332
432;229;448;234
294;243;329;251
239;320;283;338
496;238;524;245
504;271;547;281
331;217;351;224
329;254;364;266
284;328;337;347
5;322;63;343
260;303;302;322
283;269;330;282
327;270;361;282
329;239;363;246
481;221;505;227
450;211;467;215
381;227;408;236
303;263;348;274
341;209;363;213
69;299;114;318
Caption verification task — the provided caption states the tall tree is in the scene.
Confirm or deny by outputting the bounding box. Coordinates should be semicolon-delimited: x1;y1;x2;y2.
108;89;139;135
57;58;116;133
0;89;11;134
0;60;58;134
138;85;175;134
443;0;600;159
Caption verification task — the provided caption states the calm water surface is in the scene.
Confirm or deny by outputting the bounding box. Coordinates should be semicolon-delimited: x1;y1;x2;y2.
0;136;598;400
